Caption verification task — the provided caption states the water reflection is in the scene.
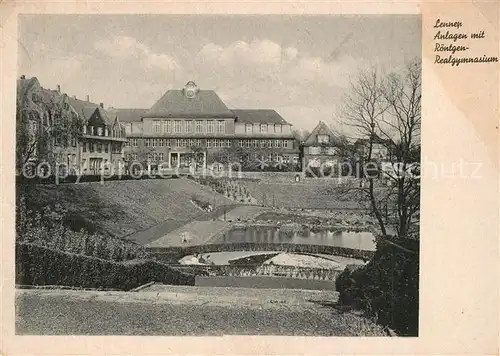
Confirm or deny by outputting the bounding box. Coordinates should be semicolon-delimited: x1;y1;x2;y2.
222;226;376;251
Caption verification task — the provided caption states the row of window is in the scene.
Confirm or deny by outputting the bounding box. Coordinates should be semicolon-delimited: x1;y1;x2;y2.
245;124;283;134
251;153;299;164
82;142;123;154
142;138;203;148
207;139;231;148
308;146;337;155
124;152;299;164
239;139;291;149
125;153;165;162
83;125;121;138
150;120;227;134
127;138;293;149
129;121;287;135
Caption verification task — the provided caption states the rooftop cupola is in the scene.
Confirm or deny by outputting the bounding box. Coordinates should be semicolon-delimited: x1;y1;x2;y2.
183;81;199;99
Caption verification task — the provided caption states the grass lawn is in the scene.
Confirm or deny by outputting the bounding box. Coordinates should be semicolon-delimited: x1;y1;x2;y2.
19;178;233;239
243;181;364;210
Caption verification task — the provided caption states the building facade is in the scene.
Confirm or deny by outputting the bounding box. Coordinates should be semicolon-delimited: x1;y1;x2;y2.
66;97;128;175
301;121;340;171
353;135;391;162
117;81;300;171
17;76;128;176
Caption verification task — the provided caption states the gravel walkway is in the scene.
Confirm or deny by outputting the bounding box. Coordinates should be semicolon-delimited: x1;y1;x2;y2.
146;220;230;247
15;286;385;336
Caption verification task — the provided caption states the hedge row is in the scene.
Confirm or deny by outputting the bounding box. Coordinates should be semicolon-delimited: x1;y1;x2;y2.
16;242;195;291
335;238;419;336
147;242;375;263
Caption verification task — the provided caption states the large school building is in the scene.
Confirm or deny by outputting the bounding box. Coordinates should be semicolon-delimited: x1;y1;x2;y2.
111;81;300;171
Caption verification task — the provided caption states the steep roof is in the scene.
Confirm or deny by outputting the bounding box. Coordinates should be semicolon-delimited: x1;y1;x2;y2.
303;121;338;146
232;109;289;125
106;108;148;123
145;89;235;118
354;134;391;146
67;96;99;121
17;77;62;112
66;97;117;126
17;77;39;110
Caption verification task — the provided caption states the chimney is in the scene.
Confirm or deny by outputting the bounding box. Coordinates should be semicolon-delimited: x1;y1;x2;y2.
86;95;90;102
56;84;61;93
20;75;26;80
99;102;104;108
73;95;76;99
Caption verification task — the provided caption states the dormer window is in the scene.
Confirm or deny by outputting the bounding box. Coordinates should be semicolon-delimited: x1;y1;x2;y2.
317;134;329;144
183;81;199;99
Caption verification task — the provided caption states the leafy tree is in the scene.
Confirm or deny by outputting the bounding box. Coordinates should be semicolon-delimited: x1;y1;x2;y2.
16;84;83;173
125;145;155;175
188;145;206;168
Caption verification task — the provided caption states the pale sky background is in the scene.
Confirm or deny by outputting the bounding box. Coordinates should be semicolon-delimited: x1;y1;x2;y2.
18;15;421;132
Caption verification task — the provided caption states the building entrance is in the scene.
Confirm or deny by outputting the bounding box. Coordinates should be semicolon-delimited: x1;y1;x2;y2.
169;151;206;170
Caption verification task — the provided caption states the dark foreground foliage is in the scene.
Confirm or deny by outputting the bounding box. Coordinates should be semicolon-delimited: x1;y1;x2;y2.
335;238;419;336
16;194;147;261
16;242;195;290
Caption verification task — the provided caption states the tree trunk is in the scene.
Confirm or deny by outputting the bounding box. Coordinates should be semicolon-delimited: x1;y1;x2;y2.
369;178;387;237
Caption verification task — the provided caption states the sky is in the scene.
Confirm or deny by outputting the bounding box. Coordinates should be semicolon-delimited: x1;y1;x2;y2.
18;14;421;132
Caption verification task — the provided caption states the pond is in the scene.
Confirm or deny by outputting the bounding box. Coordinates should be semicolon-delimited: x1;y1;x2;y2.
216;225;376;251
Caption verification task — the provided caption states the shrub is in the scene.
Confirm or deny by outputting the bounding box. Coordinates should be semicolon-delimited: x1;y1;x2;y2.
16;242;195;290
16;196;145;262
335;238;419;336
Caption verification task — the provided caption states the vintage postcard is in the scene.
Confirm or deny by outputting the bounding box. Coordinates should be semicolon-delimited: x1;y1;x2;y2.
1;1;498;355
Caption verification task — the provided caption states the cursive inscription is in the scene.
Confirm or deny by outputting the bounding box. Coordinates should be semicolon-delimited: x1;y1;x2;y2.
432;19;498;66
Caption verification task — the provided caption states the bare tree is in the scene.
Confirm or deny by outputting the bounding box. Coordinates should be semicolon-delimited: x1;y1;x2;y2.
342;68;387;145
341;66;390;236
341;59;421;240
379;60;421;239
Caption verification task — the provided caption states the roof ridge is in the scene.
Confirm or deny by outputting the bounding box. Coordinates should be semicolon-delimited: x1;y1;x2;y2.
145;88;234;117
303;120;338;145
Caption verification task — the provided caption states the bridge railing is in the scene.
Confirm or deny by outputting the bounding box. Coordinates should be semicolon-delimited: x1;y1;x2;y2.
173;264;343;281
146;242;375;263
